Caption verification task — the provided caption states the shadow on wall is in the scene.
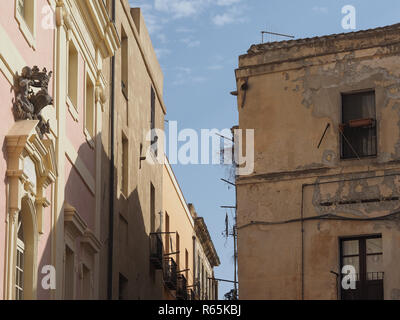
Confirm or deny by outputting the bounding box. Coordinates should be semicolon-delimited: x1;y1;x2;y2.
33;131;161;300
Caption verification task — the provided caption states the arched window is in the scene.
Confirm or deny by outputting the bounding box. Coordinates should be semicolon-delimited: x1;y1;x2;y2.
13;197;38;300
15;214;25;300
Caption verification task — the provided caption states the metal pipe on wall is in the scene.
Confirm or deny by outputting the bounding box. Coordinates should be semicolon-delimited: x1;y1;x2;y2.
107;0;116;301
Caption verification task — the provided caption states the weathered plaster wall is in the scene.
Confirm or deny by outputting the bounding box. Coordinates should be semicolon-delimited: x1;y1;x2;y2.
235;25;400;300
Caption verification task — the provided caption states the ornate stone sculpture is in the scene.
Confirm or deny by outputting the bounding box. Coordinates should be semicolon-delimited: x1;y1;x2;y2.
13;66;53;138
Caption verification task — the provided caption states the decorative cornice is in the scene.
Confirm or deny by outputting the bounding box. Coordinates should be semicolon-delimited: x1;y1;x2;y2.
64;202;87;238
76;0;120;58
81;229;102;254
194;217;220;268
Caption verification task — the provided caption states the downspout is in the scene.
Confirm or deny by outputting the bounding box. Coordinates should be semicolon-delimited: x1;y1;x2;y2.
192;236;196;288
301;184;305;300
107;0;116;300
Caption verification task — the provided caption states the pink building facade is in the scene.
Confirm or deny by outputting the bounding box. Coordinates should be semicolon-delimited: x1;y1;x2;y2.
0;0;118;300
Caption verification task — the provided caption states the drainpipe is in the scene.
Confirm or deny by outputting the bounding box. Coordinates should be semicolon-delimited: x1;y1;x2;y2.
107;0;116;300
192;236;196;289
301;184;305;300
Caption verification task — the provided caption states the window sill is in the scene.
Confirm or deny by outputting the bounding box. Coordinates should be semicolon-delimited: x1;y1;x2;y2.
148;147;159;164
84;128;95;149
340;154;377;161
67;96;79;122
122;88;129;101
120;190;128;200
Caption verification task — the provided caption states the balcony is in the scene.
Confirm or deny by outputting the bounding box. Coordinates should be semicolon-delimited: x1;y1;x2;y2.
149;233;163;269
163;257;177;290
176;274;188;300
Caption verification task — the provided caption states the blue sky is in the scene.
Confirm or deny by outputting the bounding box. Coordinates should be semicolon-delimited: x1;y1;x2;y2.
129;0;400;299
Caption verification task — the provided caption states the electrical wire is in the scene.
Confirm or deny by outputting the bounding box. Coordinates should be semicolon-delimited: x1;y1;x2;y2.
237;209;400;230
339;127;361;161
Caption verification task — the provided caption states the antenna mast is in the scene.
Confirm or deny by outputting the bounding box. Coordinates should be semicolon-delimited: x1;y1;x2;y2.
261;31;294;43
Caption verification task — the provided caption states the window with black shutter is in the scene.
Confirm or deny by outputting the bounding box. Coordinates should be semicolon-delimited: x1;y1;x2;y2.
340;91;377;159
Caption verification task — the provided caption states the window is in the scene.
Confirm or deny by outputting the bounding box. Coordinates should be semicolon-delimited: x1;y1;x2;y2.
150;183;155;233
150;87;158;156
81;264;91;300
121;27;128;99
17;0;25;18
340;91;377;159
64;245;75;300
176;232;180;269
165;212;170;255
67;41;79;108
15;215;25;300
340;235;383;300
16;0;34;32
201;264;204;299
12;199;36;300
185;249;189;283
119;274;128;300
15;0;36;47
121;135;128;195
85;74;95;139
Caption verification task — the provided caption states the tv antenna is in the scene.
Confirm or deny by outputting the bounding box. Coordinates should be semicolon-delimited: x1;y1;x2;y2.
261;31;294;43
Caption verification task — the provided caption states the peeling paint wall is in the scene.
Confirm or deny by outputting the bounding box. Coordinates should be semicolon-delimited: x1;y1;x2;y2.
235;25;400;300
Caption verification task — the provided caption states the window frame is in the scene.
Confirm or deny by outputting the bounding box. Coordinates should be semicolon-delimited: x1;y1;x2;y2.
150;86;158;156
120;26;129;100
340;90;377;160
67;38;80;120
15;0;37;49
121;133;129;197
84;71;96;147
339;234;383;300
15;228;25;300
63;244;75;300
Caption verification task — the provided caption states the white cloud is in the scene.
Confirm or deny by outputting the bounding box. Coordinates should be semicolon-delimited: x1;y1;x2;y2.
181;37;201;48
187;40;201;47
208;65;224;70
212;6;244;26
312;6;328;14
154;0;205;18
176;27;195;33
157;33;168;43
155;48;171;59
172;67;206;86
152;0;244;19
216;0;241;6
192;76;206;83
176;66;192;74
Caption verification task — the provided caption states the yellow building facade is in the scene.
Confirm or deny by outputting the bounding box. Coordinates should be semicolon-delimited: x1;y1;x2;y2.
162;158;220;300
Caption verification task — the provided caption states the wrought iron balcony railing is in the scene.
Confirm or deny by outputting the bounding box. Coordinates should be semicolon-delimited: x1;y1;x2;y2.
176;274;188;300
164;257;178;290
187;289;196;301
